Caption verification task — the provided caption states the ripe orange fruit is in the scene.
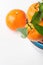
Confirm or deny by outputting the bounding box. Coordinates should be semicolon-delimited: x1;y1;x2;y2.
27;29;43;41
27;3;39;22
27;19;43;41
27;3;43;42
6;9;26;30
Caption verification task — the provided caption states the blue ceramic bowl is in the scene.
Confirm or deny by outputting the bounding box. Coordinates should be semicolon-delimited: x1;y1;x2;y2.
32;41;43;49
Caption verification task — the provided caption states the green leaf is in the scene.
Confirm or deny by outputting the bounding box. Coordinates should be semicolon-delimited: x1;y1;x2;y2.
17;28;28;38
31;12;41;24
40;12;43;18
32;22;43;35
31;11;43;35
39;3;43;12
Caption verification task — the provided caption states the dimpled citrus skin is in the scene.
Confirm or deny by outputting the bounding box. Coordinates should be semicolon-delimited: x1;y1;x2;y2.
6;9;26;30
27;3;43;42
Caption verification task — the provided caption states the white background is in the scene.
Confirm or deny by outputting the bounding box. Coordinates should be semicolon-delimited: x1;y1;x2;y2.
0;0;43;65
